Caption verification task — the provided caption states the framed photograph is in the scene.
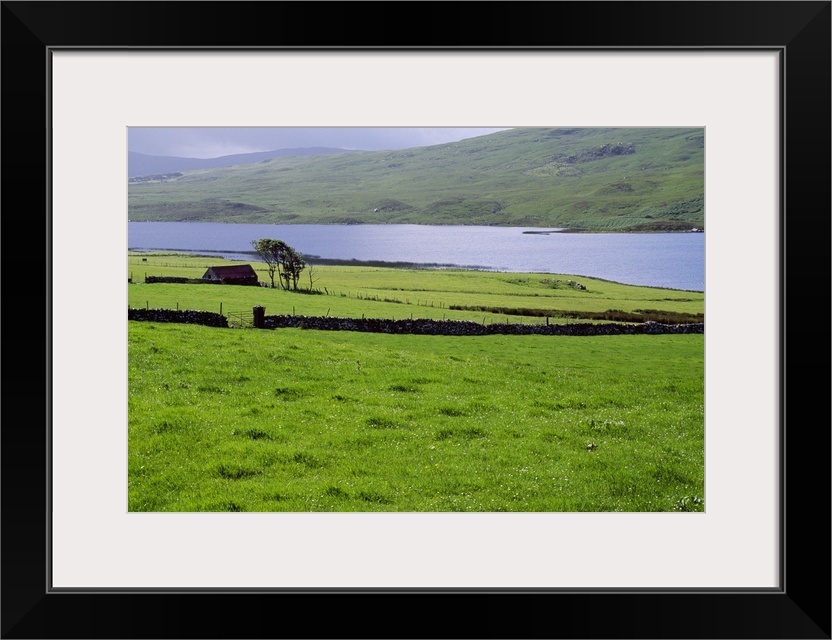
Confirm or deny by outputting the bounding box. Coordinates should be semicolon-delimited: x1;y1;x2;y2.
3;2;829;638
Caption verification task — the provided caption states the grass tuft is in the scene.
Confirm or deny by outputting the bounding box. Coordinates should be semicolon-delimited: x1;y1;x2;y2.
215;464;261;480
366;416;400;429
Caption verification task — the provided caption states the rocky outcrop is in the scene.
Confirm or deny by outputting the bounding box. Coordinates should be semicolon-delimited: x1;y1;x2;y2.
560;142;636;164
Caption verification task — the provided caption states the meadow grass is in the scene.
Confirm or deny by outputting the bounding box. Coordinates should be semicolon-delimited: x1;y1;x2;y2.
128;252;704;324
128;251;704;512
128;321;704;512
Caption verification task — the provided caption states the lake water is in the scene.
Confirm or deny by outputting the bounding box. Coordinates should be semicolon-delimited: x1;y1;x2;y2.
128;222;704;292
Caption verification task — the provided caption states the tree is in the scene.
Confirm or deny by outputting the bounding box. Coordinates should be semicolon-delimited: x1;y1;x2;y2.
251;238;306;290
251;238;286;288
281;244;306;291
306;261;320;291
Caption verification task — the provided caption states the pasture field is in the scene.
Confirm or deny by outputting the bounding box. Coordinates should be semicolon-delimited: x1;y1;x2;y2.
128;253;704;512
128;252;704;324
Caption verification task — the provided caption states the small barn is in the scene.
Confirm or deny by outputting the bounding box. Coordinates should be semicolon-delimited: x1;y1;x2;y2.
202;264;259;286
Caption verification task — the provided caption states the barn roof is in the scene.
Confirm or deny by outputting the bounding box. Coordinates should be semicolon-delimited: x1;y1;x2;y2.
204;265;257;278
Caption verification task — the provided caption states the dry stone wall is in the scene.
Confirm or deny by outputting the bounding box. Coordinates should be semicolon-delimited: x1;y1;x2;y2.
128;308;228;327
144;276;226;285
127;308;703;335
263;314;703;336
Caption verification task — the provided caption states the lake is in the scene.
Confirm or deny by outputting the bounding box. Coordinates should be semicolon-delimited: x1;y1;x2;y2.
128;222;705;292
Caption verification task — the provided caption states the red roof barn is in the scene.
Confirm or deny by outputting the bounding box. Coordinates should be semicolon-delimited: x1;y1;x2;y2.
202;265;259;286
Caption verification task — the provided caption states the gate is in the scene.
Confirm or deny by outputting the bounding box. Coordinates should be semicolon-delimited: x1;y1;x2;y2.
225;309;254;328
225;306;265;329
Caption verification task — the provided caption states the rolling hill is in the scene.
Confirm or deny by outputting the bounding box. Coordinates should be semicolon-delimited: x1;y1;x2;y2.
128;147;351;177
127;127;705;232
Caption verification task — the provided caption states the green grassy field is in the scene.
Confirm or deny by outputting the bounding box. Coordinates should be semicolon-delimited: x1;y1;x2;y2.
129;252;704;325
128;253;704;512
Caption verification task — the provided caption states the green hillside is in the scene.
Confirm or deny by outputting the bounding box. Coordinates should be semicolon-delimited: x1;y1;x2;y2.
128;127;705;232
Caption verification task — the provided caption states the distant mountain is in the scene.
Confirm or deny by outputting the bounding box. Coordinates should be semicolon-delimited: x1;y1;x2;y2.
128;147;352;177
128;128;705;232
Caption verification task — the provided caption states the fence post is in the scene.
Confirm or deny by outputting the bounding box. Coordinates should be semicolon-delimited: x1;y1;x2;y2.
220;302;223;316
253;306;265;328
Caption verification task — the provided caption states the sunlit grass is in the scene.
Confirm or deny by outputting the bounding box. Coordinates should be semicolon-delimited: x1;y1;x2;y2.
129;322;704;512
128;252;704;325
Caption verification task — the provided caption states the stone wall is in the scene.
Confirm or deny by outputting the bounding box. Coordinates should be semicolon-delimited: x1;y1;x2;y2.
127;308;703;335
128;308;228;327
262;314;703;336
143;276;225;285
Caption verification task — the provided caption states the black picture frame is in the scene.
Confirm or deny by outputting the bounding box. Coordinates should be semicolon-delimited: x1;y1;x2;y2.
2;2;829;638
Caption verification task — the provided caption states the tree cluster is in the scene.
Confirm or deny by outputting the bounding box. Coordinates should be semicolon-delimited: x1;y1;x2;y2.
251;238;306;290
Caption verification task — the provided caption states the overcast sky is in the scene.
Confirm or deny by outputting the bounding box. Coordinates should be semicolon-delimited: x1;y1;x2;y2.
128;127;511;159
